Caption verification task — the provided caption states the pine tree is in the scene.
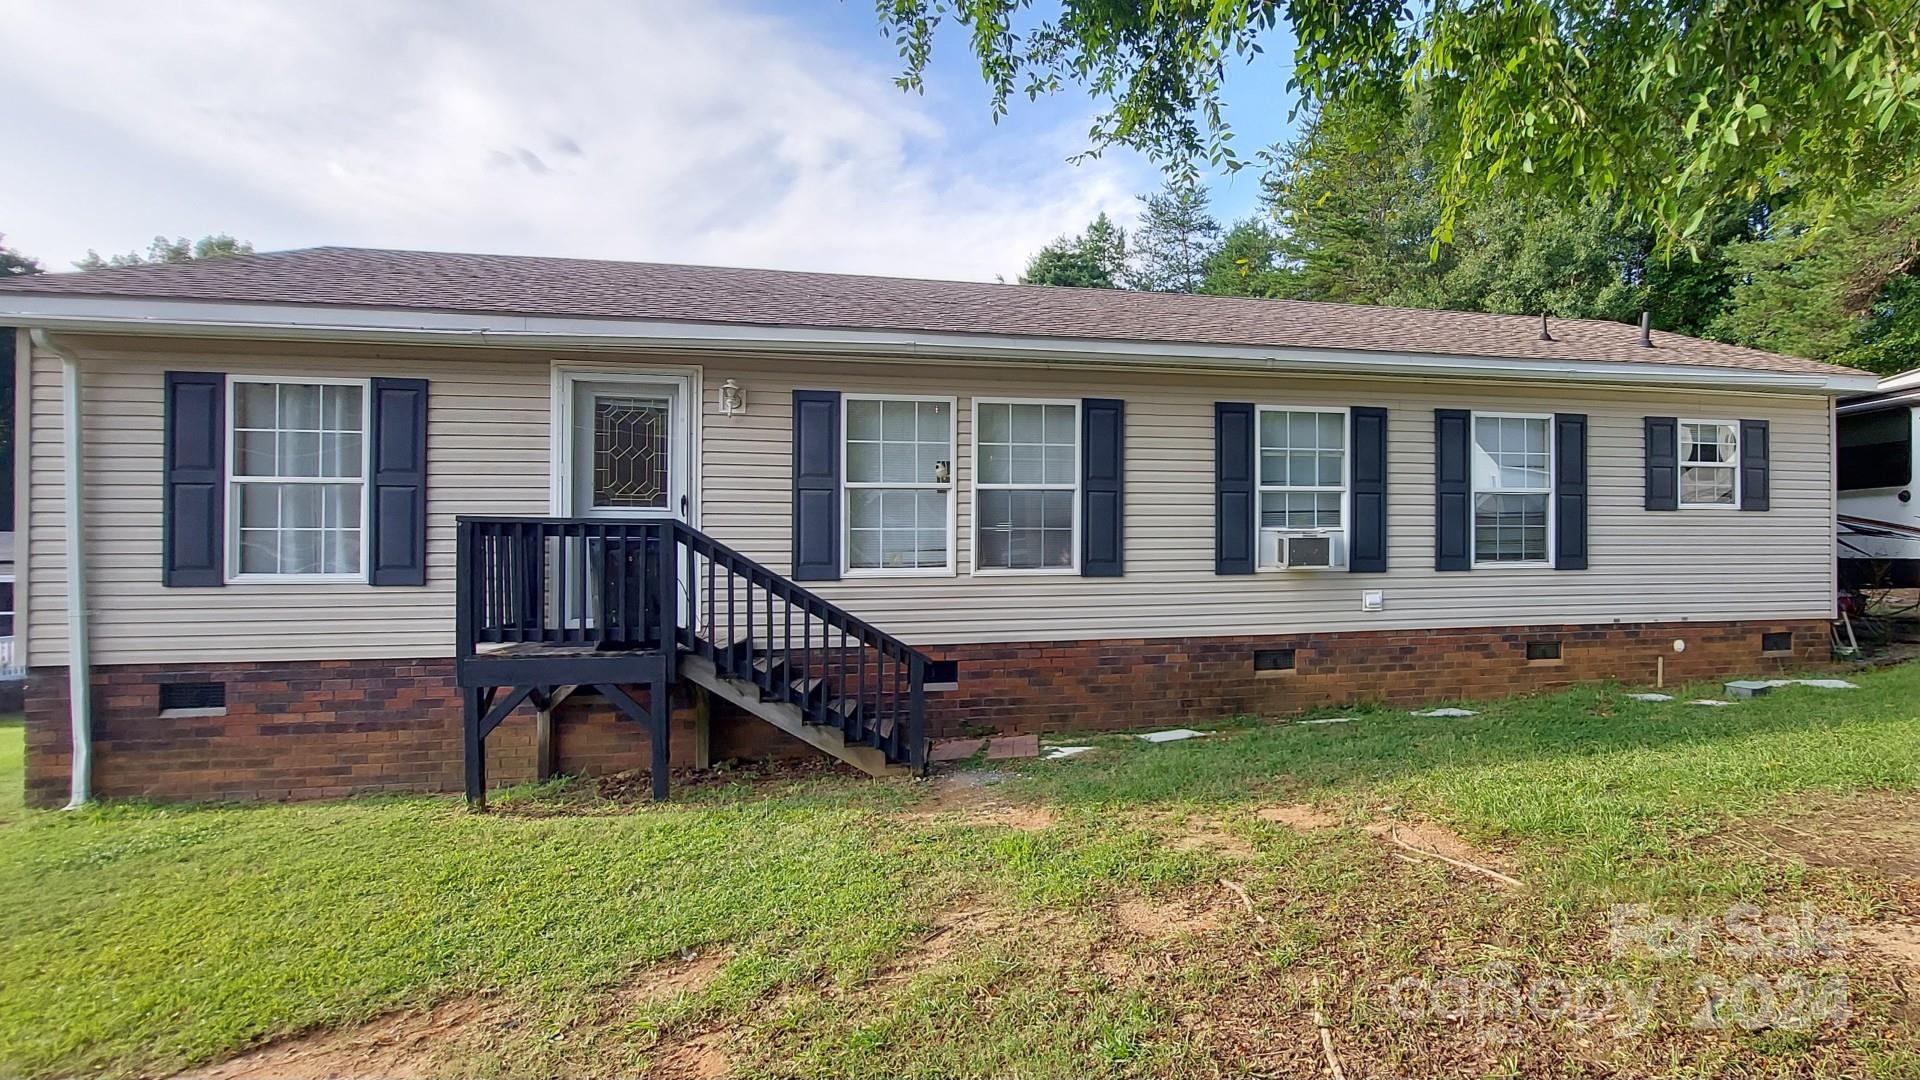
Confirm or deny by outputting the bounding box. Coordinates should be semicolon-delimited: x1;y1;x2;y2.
1129;180;1221;293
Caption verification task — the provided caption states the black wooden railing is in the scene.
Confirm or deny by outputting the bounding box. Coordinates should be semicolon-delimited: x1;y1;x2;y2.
455;516;928;772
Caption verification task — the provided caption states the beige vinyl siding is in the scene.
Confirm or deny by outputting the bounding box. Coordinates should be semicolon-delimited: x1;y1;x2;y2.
705;356;1834;640
26;335;1834;666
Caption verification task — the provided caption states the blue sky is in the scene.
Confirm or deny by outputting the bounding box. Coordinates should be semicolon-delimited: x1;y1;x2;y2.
0;0;1302;281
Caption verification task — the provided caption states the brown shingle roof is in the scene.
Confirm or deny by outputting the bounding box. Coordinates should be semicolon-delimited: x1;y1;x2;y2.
0;245;1851;377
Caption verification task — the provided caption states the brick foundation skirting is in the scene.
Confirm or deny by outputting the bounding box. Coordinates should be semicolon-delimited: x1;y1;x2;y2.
919;618;1832;739
21;617;1829;806
21;659;809;808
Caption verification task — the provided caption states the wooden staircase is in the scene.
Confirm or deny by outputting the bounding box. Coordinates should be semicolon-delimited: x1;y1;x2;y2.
455;516;929;803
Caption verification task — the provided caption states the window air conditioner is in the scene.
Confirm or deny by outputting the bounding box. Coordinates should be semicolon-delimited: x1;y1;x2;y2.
1262;529;1342;570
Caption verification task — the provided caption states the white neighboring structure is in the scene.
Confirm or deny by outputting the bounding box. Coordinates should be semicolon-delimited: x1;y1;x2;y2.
1838;368;1920;588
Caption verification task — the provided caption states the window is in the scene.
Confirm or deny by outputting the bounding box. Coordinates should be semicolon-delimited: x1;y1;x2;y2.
1761;631;1793;655
973;400;1078;572
843;396;954;573
1257;407;1347;568
1525;640;1562;662
229;379;369;579
1471;414;1552;564
1839;410;1912;491
1679;420;1739;507
0;577;12;638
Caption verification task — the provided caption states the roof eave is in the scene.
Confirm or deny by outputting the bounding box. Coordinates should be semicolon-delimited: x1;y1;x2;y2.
0;295;1876;395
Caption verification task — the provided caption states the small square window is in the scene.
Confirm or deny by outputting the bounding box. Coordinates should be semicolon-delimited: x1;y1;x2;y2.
1525;641;1561;662
925;660;961;686
1253;648;1297;672
1761;631;1793;655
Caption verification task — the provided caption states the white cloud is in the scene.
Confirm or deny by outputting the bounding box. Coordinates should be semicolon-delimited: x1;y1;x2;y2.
0;0;1149;280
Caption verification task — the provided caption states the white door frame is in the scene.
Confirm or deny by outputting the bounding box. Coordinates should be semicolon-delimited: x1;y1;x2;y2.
550;364;702;523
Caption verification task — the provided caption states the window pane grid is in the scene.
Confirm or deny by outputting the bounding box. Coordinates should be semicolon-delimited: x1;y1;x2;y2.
1257;409;1346;537
232;381;367;577
1471;414;1551;563
976;401;1078;571
1680;421;1738;506
845;398;953;572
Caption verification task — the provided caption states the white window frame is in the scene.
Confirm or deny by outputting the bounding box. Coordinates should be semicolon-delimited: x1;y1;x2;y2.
1255;404;1351;572
969;397;1082;576
840;393;957;578
1677;418;1742;510
225;374;373;584
1470;410;1555;569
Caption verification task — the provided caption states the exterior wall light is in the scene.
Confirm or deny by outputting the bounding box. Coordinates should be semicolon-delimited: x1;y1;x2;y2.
719;379;745;416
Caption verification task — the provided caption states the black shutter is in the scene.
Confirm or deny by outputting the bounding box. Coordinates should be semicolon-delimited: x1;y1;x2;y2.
1740;419;1770;510
1434;409;1471;571
1645;416;1679;510
792;389;841;580
1348;406;1388;573
369;378;429;586
1081;397;1124;576
1214;402;1256;574
1553;413;1588;570
163;371;226;587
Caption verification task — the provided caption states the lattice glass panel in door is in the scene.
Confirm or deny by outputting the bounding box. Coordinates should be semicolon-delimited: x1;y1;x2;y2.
592;396;671;510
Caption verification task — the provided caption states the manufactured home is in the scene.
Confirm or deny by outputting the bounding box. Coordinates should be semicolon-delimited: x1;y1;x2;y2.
0;248;1876;807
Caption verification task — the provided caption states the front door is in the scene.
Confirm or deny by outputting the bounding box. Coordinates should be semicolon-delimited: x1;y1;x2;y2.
563;374;692;521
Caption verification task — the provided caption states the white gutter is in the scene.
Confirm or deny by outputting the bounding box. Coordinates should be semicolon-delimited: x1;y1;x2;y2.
0;295;1880;395
31;330;91;808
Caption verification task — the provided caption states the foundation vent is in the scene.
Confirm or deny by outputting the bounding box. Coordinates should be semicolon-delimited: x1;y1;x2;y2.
159;682;226;714
1525;641;1562;662
1253;648;1297;672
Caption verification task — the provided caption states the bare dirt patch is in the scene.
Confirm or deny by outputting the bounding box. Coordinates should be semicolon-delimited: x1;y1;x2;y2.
1854;922;1920;971
619;949;729;1008
899;772;1055;831
172;997;511;1080
1256;803;1342;831
654;1029;733;1079
1757;792;1920;879
1365;818;1520;888
1112;897;1226;940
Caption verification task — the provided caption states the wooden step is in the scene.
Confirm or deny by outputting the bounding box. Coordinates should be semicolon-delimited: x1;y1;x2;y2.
680;655;907;778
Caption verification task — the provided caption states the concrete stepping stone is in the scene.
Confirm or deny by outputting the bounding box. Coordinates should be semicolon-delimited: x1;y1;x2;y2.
1627;693;1675;702
1298;717;1354;726
1794;678;1858;690
1690;699;1736;707
1725;679;1791;699
1137;728;1208;744
1043;745;1095;760
1413;707;1477;718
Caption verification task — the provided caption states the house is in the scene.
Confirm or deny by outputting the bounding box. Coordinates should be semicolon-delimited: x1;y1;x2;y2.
0;247;1876;807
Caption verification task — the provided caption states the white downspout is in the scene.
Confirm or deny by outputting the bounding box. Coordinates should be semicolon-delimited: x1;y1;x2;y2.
31;330;89;808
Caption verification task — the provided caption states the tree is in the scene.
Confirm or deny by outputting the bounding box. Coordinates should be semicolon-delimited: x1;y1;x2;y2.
1199;219;1296;298
1711;184;1920;374
1020;212;1129;288
77;233;253;271
879;0;1920;252
1021;238;1115;288
1129;179;1220;292
1265;93;1758;333
0;235;42;277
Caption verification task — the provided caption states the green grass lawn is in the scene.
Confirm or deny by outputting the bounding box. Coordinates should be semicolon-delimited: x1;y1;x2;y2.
2;671;1919;1078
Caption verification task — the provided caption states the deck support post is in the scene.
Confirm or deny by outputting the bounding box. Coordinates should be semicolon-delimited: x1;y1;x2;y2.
463;686;487;810
650;678;671;802
690;683;711;772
